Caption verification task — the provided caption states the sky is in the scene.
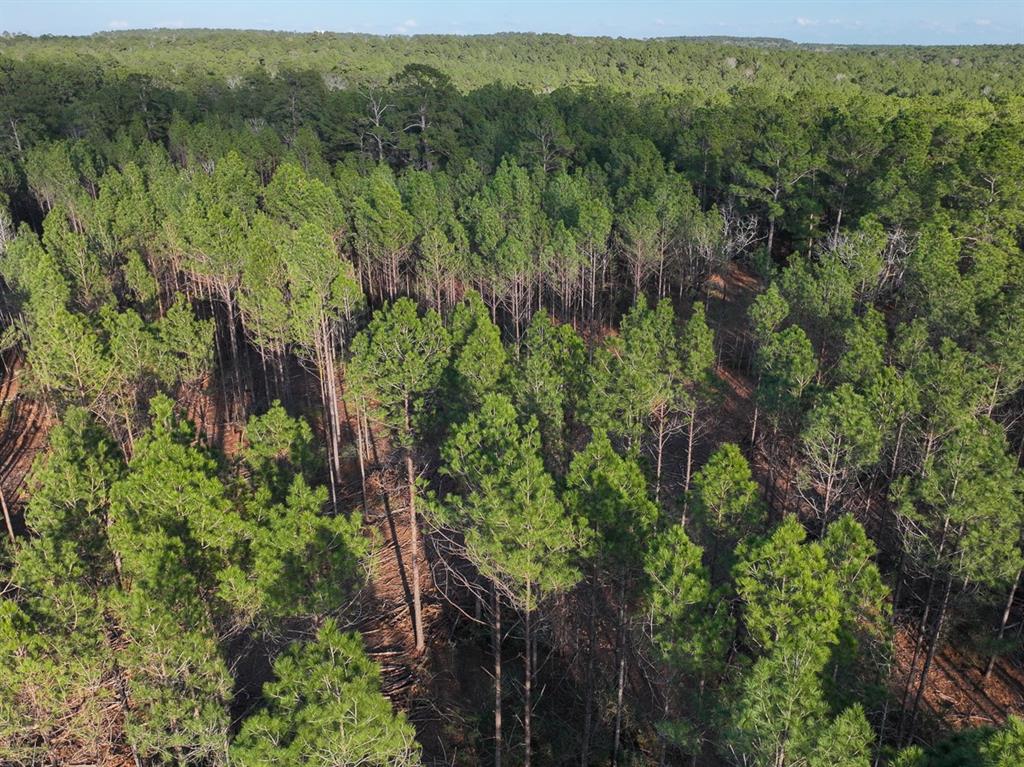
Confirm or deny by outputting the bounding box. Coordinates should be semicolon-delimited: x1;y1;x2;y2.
1;1;1021;45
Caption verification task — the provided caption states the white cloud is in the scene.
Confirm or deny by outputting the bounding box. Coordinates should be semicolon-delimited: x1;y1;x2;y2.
107;19;130;30
394;18;418;34
975;18;993;26
796;16;865;30
157;19;186;29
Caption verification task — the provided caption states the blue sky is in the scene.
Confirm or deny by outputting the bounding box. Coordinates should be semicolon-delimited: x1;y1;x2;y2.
2;1;1021;44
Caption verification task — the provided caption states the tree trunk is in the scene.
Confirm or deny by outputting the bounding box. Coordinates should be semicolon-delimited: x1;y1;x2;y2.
581;574;598;767
524;584;533;767
612;579;627;767
406;445;425;653
683;410;696;523
984;568;1020;683
874;691;892;767
0;485;14;544
353;399;369;517
654;412;666;503
658;677;672;767
889;420;905;479
896;516;949;744
905;576;953;744
493;585;503;767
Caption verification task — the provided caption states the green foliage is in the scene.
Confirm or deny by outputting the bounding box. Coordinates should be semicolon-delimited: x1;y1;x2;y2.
349;297;451;447
899;417;1024;588
894;716;1024;767
565;430;658;571
232;619;421;766
723;638;873;767
514;310;587;474
645;525;730;673
446;290;507;419
690;442;766;552
441;393;587;609
584;297;686;461
3;28;1024;767
242;401;319;497
754;324;818;422
733;515;840;655
798;383;882;519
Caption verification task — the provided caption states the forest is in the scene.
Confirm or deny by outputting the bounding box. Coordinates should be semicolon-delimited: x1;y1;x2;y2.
0;28;1023;767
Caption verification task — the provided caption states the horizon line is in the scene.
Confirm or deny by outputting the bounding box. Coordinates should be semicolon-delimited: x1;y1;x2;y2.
3;27;1022;48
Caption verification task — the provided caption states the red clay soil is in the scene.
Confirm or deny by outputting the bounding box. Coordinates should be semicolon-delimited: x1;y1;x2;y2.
0;357;50;536
890;623;1024;740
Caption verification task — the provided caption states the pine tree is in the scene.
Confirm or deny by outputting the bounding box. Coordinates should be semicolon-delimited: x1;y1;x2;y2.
798;383;882;520
349;298;451;652
565;429;658;763
690;442;766;574
644;524;731;759
231;619;421;766
441;393;587;767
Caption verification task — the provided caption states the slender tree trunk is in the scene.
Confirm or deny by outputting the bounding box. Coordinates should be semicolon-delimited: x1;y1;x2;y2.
905;576;953;744
612;579;627;767
524;584;533;767
683;410;696;521
822;455;837;519
222;283;244;418
987;374;1001;418
658;676;672;767
984;568;1020;683
889;420;905;479
406;441;425;653
353;399;369;517
581;573;598;767
897;517;949;743
0;485;14;544
874;689;892;767
654;412;666;503
493;585;503;767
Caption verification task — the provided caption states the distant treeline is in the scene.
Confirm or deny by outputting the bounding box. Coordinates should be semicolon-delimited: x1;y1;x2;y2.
1;30;1023;96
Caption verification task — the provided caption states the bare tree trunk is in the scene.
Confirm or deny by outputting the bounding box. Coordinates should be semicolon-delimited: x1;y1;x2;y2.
494;585;503;767
905;577;953;744
658;678;672;767
353;399;369;517
984;568;1020;683
524;584;533;767
683;409;697;523
612;579;627;767
581;573;598;767
406;445;425;653
654;413;666;503
874;691;892;767
897;518;950;743
0;485;14;544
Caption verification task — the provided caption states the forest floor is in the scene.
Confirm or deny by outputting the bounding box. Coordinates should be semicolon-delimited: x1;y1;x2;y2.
0;356;47;539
